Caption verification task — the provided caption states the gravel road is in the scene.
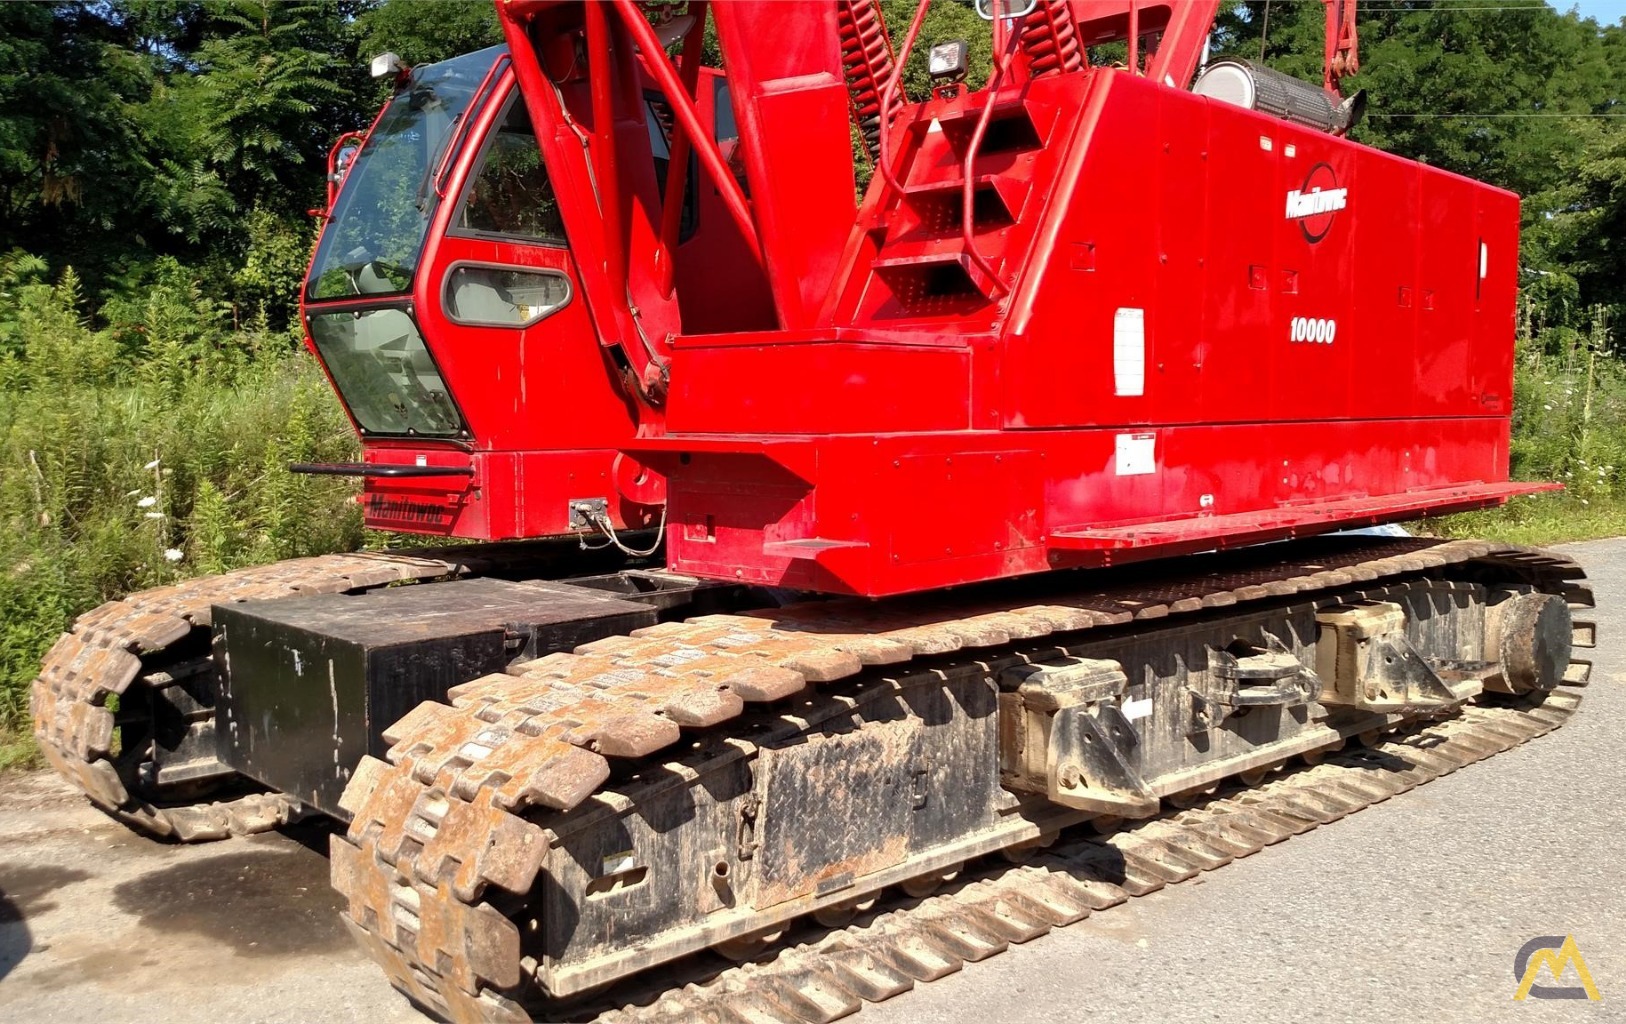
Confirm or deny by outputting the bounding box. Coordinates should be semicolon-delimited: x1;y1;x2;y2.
2;539;1621;1024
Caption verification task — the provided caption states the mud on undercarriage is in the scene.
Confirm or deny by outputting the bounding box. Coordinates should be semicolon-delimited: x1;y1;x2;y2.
30;537;1594;1023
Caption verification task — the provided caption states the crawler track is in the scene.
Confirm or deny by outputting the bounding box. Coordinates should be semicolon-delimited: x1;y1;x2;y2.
29;551;468;840
327;537;1594;1023
29;537;1594;1019
28;541;624;842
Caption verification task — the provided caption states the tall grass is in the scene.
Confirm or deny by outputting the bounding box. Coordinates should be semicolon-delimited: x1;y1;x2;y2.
0;259;363;763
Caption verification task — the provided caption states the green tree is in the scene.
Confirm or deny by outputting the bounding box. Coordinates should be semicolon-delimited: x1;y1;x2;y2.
1215;2;1621;196
1529;122;1626;323
0;4;162;292
186;2;348;209
355;0;502;67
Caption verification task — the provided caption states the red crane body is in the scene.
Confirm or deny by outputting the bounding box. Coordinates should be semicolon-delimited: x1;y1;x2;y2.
302;0;1545;597
39;9;1593;1019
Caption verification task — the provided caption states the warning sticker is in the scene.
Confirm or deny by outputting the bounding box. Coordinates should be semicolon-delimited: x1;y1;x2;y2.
1115;433;1156;476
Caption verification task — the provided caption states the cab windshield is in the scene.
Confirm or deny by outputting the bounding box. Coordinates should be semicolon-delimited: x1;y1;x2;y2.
306;46;506;301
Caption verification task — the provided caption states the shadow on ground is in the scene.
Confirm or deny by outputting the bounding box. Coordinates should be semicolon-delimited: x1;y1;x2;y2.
109;838;348;958
0;864;92;982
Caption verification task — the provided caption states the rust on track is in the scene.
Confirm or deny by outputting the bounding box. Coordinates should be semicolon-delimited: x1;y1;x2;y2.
327;538;1593;1023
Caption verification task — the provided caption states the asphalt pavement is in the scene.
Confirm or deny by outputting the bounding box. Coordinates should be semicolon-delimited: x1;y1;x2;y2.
3;539;1623;1024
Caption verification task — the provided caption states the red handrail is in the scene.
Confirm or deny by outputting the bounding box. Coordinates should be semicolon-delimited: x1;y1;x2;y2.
959;0;1022;297
1126;0;1139;76
874;0;933;200
323;130;365;215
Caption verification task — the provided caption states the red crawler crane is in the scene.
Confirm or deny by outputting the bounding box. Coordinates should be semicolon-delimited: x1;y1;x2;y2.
32;4;1589;1022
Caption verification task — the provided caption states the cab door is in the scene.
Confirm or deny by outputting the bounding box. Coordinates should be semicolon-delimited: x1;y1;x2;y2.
413;76;652;535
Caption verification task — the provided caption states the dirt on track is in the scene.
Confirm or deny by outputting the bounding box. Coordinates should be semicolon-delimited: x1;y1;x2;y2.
2;538;1623;1024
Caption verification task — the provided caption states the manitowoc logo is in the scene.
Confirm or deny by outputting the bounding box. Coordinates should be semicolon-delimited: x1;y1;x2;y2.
1285;187;1347;218
1285;162;1346;243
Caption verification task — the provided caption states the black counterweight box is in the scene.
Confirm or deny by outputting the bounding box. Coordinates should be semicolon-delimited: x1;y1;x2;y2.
212;578;655;818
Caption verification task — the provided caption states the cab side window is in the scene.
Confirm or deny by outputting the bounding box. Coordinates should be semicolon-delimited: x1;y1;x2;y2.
456;92;566;243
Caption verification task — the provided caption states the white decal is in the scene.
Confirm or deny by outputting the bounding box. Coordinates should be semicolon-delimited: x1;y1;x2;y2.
1289;316;1337;345
1121;697;1154;721
1115;432;1156;476
1285;186;1348;220
1113;307;1145;397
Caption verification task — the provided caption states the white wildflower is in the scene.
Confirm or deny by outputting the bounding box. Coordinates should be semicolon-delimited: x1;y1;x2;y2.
164;548;184;562
1543;403;1553;410
136;496;157;508
143;512;165;520
144;458;161;470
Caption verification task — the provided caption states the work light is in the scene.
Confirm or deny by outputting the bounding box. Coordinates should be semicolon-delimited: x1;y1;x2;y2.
927;40;969;83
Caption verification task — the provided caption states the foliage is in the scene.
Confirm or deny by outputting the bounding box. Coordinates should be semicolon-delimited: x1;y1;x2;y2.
881;0;997;99
0;264;362;752
354;0;501;66
1526;121;1626;325
0;1;371;328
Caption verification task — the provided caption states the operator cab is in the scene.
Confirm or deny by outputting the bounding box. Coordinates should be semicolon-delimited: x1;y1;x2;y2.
300;44;770;542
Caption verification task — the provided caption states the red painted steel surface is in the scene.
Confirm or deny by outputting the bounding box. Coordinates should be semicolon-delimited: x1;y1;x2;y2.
300;1;1539;598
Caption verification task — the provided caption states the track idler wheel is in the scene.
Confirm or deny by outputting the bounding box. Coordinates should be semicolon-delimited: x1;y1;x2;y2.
715;925;787;962
1169;785;1218;809
1301;739;1344;766
1491;592;1573;695
813;895;878;929
1357;727;1387;748
1238;761;1284;787
899;863;962;899
999;833;1056;864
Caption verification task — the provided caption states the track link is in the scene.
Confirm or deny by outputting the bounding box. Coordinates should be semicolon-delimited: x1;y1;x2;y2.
329;537;1594;1023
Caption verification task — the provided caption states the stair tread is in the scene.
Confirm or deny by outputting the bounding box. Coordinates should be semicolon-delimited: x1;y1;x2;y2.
931;94;1030;126
901;172;1004;195
871;238;976;266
